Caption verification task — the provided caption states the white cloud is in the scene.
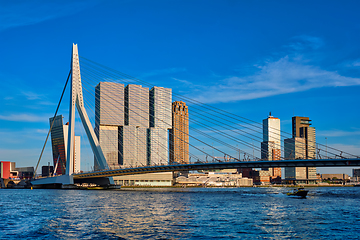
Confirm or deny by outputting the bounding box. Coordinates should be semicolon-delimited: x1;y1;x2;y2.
36;129;49;134
0;128;48;142
141;68;187;78
193;56;360;103
353;60;360;67
287;35;324;51
0;1;99;32
172;78;194;86
328;143;360;157
0;113;49;122
21;91;44;100
318;129;360;137
0;148;51;169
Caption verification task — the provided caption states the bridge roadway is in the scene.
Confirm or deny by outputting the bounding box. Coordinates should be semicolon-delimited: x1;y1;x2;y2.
73;158;360;179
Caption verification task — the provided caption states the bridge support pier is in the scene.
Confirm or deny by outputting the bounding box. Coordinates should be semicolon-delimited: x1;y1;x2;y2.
74;177;114;187
31;175;115;188
31;175;74;188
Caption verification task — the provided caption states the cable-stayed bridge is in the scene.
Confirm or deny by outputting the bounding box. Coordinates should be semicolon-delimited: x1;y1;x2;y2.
31;44;360;188
74;159;360;179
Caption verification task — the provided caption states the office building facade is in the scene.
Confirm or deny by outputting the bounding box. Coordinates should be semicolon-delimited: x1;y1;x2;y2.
49;115;81;174
261;114;281;182
353;169;360;178
49;115;68;175
170;101;189;164
119;125;148;167
95;82;124;169
285;116;317;183
292;116;316;159
149;86;172;165
121;84;149;167
95;83;172;168
284;137;307;180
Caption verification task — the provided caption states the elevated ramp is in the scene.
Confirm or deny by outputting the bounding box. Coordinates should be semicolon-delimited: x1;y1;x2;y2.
31;175;74;188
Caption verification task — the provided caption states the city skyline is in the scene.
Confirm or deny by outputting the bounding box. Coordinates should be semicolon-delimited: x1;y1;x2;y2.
0;1;359;175
95;81;172;168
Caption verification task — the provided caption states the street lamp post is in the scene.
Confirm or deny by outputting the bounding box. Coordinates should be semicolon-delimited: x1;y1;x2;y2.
252;139;254;160
325;137;328;158
236;144;240;161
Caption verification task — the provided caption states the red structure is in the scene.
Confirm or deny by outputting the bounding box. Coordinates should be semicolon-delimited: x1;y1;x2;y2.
0;161;11;179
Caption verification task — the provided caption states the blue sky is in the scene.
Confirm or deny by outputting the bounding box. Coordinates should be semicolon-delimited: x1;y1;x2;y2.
0;0;359;174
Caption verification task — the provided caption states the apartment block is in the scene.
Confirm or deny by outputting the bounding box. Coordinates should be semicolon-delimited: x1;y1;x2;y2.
170;101;189;164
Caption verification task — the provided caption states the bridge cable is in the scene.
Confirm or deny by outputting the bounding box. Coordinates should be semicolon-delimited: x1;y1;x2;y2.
80;68;291;161
81;78;207;167
79;57;359;158
80;73;241;163
79;60;313;157
33;69;71;178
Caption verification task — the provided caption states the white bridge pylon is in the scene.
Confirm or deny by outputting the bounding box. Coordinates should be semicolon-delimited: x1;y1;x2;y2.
32;44;113;187
66;43;111;177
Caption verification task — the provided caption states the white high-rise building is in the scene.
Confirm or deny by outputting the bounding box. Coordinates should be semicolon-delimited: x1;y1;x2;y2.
74;136;81;173
95;82;124;126
149;86;172;165
120;84;149;167
95;83;172;168
95;82;124;169
150;86;172;129
148;127;168;165
125;84;149;128
261;113;281;182
261;114;281;161
119;125;148;167
263;114;281;143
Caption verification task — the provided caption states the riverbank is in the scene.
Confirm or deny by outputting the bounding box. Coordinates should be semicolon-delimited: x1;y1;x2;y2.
119;184;357;190
0;178;32;189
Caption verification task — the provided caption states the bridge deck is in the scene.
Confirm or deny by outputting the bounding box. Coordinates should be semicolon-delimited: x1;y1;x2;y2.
73;158;360;179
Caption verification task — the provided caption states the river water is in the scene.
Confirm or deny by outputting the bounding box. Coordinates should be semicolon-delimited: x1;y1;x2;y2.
1;187;359;239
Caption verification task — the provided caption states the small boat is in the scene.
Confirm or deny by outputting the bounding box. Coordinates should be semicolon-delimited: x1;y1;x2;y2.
287;187;308;197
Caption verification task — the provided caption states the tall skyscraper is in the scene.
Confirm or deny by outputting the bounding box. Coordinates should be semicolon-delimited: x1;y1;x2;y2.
149;86;172;165
125;84;149;127
95;83;172;168
261;113;281;160
292;117;316;160
95;82;124;169
170;101;189;164
120;84;149;167
50;115;80;175
285;116;317;183
261;113;281;181
49;115;68;175
284;137;307;180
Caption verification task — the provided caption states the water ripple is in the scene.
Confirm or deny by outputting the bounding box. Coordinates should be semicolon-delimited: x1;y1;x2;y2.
0;187;360;239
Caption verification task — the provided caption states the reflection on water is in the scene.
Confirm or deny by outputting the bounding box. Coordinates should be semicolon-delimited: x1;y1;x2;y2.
1;187;360;239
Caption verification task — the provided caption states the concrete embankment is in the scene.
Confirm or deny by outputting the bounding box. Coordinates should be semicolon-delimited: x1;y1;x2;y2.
0;178;32;189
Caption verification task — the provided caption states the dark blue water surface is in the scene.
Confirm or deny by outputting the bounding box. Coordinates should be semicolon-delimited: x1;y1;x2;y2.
1;187;360;239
